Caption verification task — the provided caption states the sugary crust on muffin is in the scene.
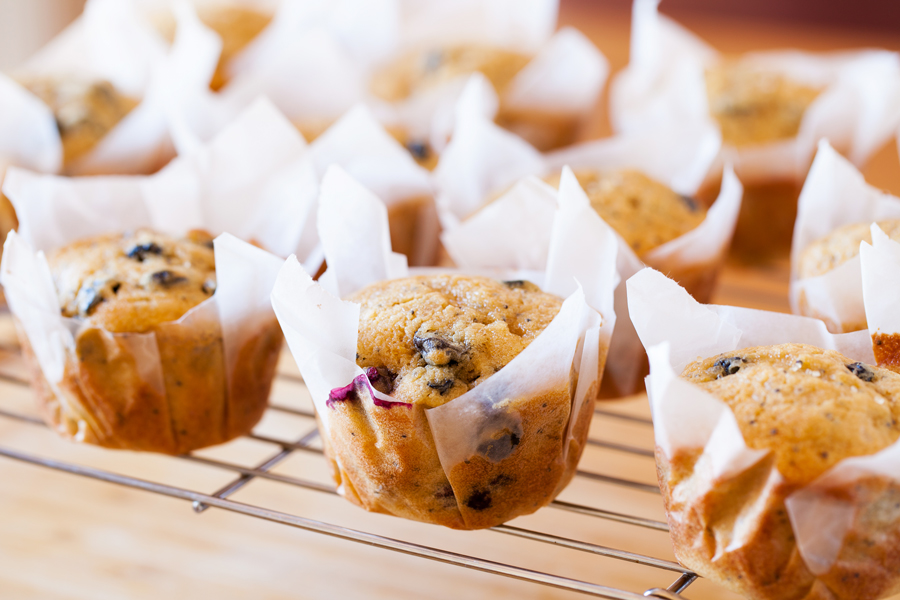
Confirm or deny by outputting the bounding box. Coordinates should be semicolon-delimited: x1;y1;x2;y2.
705;61;821;146
798;219;900;280
347;275;563;409
370;45;531;102
47;229;217;333
543;169;706;257
19;77;138;165
681;343;900;485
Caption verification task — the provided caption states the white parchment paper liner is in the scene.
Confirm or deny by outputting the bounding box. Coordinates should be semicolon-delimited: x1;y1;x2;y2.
627;267;900;595
2;0;220;177
438;82;741;395
790;140;900;333
0;99;313;451
172;100;437;268
270;165;617;528
862;224;900;344
173;0;606;156
376;2;608;154
161;0;398;146
610;0;900;184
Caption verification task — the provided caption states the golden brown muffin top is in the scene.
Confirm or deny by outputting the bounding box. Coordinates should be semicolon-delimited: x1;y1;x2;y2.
681;343;900;485
47;229;217;333
370;45;531;102
348;275;563;409
798;219;900;279
543;169;706;257
19;77;138;165
705;61;821;146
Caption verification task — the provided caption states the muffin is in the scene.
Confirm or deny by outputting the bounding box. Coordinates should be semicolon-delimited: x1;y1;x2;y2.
371;46;580;151
702;62;822;260
371;46;530;104
796;219;900;332
320;274;594;529
665;343;900;600
544;169;705;257
705;62;821;148
19;228;282;454
19;77;138;167
542;168;718;302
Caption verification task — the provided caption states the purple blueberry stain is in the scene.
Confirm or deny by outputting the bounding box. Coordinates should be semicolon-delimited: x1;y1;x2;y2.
326;367;411;410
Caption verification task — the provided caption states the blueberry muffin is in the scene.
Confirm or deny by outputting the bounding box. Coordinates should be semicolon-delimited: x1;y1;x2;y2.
663;343;900;600
796;219;900;332
705;62;822;147
19;77;138;166
370;46;531;104
703;63;822;260
370;46;580;151
321;274;596;529
799;219;900;280
19;229;282;454
543;169;706;257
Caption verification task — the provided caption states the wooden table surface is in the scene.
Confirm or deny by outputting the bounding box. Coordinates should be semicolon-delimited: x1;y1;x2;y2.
2;4;900;600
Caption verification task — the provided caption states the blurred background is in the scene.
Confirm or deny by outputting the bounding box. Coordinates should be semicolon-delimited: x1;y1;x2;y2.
2;0;899;71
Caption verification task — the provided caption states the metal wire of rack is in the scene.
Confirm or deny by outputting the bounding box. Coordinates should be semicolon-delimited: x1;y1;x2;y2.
0;341;700;600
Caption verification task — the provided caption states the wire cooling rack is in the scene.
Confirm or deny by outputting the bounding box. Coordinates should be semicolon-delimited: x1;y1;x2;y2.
0;336;700;600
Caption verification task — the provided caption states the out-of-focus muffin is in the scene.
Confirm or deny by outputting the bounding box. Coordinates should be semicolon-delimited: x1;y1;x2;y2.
702;62;822;261
371;45;582;151
705;62;822;147
796;219;900;332
543;169;706;257
19;77;138;166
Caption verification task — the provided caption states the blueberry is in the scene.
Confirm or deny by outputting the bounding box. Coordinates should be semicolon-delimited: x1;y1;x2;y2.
78;287;104;316
427;379;454;395
714;356;745;377
127;242;163;262
846;362;875;382
465;489;492;511
413;332;465;366
151;270;188;287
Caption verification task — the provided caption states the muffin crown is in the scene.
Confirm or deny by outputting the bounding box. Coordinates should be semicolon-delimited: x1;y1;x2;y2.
48;229;217;333
682;343;900;484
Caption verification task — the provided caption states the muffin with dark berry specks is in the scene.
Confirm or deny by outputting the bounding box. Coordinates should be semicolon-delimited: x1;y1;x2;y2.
663;343;900;600
19;77;138;168
19;228;282;454
701;61;823;259
796;219;900;332
371;45;584;151
541;168;718;301
543;169;706;257
319;274;596;529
